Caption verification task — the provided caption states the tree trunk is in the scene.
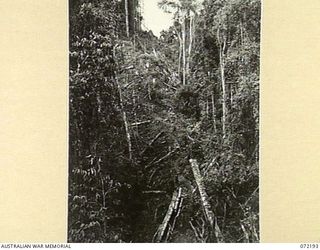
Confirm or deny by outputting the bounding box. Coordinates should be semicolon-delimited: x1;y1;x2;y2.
177;33;182;79
189;159;223;242
187;15;194;79
182;13;186;85
132;88;139;136
125;0;130;37
217;27;228;139
206;97;209;118
115;74;133;161
153;187;183;242
211;92;217;133
100;174;107;235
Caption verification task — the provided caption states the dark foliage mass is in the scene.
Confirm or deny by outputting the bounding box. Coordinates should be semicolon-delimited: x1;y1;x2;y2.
68;0;260;243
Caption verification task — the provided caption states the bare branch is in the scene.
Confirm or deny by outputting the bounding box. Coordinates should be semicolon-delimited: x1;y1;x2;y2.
140;131;165;156
130;120;152;126
145;148;177;169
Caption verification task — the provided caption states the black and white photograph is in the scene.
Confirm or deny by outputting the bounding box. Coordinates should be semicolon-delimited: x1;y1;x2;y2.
68;0;261;243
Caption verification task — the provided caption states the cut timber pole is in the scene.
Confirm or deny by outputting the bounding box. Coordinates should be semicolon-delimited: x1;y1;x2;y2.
189;159;223;242
153;187;183;243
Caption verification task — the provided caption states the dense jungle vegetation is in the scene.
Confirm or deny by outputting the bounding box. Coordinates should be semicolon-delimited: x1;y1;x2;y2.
68;0;260;243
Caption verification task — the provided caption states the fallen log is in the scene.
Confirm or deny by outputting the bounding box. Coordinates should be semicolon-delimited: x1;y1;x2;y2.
153;187;183;243
189;159;224;243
